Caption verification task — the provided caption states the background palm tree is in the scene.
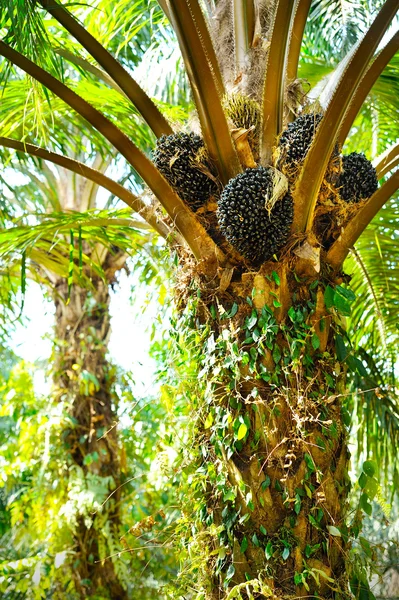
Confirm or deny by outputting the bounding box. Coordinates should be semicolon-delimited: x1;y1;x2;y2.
0;0;398;598
0;149;158;597
0;68;178;600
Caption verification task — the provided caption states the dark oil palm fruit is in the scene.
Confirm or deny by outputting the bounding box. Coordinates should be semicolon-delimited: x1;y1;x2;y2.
337;152;378;202
277;112;323;168
217;166;293;265
153;132;217;211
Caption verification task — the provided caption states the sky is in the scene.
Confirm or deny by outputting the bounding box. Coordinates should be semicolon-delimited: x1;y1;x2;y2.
9;269;160;399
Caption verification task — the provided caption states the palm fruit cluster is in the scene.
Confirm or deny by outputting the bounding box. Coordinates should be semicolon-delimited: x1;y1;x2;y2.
277;113;323;168
217;167;293;265
223;93;261;158
337;152;378;203
153;132;217;211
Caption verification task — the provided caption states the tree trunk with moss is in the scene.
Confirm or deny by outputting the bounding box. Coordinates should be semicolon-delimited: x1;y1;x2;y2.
177;258;355;600
52;251;128;599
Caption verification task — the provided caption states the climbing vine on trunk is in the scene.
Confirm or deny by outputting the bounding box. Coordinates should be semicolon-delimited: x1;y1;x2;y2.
169;260;379;599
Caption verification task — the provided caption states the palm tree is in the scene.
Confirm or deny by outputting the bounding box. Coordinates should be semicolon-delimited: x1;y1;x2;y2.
0;0;398;598
0;160;153;597
0;103;175;596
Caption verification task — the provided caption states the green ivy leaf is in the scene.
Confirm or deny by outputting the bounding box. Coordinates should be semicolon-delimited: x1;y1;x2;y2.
360;493;372;516
335;285;355;302
223;489;236;502
271;271;280;286
335;335;348;361
364;477;378;500
311;332;320;350
237;423;248;441
229;303;238;318
363;460;376;477
324;285;335;309
308;514;319;528
240;537;248;553
247;311;258;329
224;563;235;585
282;546;290;560
327;525;341;537
272;344;281;363
261;476;271;490
265;540;273;559
358;472;367;489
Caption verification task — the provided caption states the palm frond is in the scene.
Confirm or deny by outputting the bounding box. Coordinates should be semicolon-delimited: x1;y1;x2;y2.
38;0;173;137
293;0;399;232
0;208;149;290
346;197;399;354
307;0;384;59
0;42;218;260
0;0;61;74
164;0;241;184
327;170;399;269
344;195;399;489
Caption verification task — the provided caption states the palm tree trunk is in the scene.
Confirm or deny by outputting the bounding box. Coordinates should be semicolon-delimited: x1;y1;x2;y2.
181;263;351;599
52;256;127;599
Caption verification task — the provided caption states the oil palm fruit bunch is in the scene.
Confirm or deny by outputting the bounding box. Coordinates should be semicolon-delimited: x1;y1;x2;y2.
223;93;261;158
153;132;217;211
277;113;324;169
217;166;293;266
337;152;378;202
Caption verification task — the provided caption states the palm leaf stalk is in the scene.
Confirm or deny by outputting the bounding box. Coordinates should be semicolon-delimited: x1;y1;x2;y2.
0;41;218;263
37;0;173;138
0;137;171;239
293;0;399;232
286;0;313;82
338;30;399;146
232;0;256;74
164;0;242;183
260;0;297;162
1;0;399;597
374;141;399;177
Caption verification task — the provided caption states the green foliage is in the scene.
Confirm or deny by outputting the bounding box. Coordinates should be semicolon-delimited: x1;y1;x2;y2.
0;352;179;598
0;0;398;597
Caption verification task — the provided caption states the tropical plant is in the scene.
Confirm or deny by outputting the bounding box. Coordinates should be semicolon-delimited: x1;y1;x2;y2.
0;188;162;599
0;0;398;599
0;339;179;599
0;20;178;592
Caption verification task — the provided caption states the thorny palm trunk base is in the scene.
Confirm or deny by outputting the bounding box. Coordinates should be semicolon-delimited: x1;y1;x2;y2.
183;263;351;599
